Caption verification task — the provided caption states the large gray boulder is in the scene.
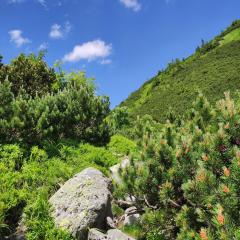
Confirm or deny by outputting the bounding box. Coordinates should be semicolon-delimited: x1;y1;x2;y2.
49;168;112;240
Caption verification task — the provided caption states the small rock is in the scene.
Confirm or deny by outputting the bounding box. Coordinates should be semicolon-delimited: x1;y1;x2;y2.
110;158;130;184
106;216;116;229
125;206;138;216
123;213;140;227
107;229;135;240
123;206;140;226
88;228;136;240
88;228;108;240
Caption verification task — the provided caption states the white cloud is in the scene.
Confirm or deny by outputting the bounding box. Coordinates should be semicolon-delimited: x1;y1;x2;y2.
100;59;112;65
38;42;48;51
49;24;63;39
9;30;31;47
120;0;141;11
63;40;112;63
49;21;72;39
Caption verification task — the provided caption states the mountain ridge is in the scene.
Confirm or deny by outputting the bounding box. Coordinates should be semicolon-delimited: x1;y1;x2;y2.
120;20;240;122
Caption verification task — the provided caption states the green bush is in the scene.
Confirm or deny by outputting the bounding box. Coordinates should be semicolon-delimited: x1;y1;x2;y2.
0;71;110;146
0;53;57;97
107;135;136;156
0;144;23;170
76;143;118;169
30;146;48;163
0;145;25;237
0;53;113;239
117;93;240;239
106;106;130;135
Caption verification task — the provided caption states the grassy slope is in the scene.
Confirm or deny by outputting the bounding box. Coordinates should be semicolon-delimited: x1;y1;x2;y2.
120;20;240;122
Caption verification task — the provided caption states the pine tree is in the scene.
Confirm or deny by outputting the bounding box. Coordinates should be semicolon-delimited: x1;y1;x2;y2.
116;93;240;240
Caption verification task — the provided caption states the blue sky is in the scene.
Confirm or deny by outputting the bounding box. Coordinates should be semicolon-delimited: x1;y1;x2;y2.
0;0;240;107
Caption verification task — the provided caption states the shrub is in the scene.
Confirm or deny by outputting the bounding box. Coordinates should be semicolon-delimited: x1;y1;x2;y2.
106;106;130;135
107;135;136;156
0;139;119;239
76;143;118;169
30;146;48;163
0;145;23;235
117;93;240;239
0;144;23;170
0;71;110;146
0;53;113;239
0;53;57;97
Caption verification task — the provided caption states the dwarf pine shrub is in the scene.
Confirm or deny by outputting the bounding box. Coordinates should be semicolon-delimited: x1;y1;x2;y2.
117;92;240;240
0;71;110;146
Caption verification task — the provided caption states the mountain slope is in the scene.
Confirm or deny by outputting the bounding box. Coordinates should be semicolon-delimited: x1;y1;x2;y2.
120;20;240;122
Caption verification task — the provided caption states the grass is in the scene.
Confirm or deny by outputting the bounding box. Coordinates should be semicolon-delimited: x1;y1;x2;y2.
121;224;142;238
221;27;240;45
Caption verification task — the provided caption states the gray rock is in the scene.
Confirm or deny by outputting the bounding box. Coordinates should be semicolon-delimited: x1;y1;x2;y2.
49;168;112;240
107;229;135;240
87;228;108;240
125;206;137;216
123;207;140;226
106;216;116;229
88;228;136;240
123;213;140;226
110;158;130;184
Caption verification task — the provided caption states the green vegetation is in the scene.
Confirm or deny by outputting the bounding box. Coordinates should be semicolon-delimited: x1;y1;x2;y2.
0;68;110;146
0;142;119;239
0;53;57;97
121;224;142;238
1;20;240;240
221;28;240;45
116;92;240;239
0;53;121;239
106;106;130;135
107;134;137;156
121;20;240;122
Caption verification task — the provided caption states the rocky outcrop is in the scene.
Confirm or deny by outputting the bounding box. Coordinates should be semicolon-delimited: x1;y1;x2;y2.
88;228;135;240
49;168;112;240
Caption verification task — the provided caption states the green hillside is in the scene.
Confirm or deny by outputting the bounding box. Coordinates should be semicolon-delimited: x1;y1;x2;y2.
120;20;240;122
